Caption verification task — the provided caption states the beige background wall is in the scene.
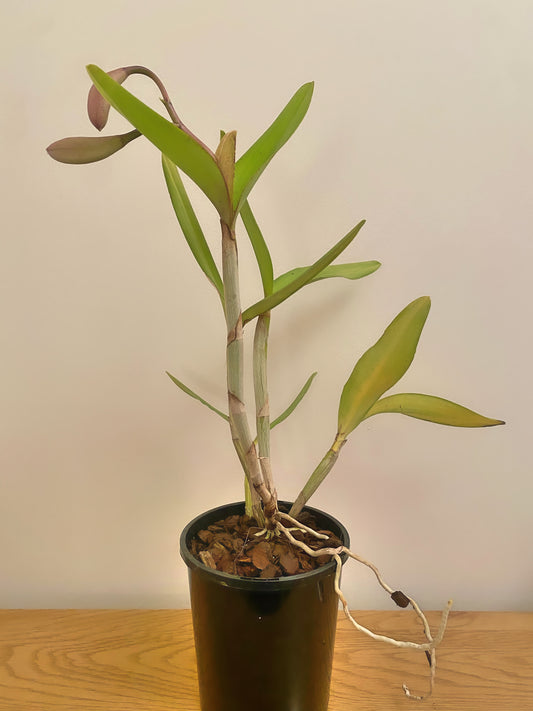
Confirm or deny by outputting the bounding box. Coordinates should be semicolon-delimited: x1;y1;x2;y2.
1;0;531;610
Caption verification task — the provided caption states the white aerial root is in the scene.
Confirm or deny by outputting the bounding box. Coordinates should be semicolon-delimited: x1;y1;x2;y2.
279;512;330;540
276;513;453;701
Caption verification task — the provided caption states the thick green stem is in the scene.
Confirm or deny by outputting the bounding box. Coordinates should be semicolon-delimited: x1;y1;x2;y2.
221;220;271;521
253;311;275;496
289;433;347;517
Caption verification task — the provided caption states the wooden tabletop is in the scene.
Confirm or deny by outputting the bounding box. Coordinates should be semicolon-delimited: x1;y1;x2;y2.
0;609;531;710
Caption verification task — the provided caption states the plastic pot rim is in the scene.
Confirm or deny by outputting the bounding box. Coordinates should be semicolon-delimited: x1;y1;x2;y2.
180;500;350;591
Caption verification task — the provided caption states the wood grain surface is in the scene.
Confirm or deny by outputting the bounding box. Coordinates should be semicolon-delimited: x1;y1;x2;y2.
0;609;531;710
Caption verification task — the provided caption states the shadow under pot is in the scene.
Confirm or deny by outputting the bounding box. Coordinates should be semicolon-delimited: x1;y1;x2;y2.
180;500;350;711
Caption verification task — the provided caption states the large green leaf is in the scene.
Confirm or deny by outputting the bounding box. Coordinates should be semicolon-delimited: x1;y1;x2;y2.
162;156;224;300
337;296;431;437
363;393;505;427
242;220;365;325
273;260;381;292
166;371;228;422
233;82;314;214
86;65;231;221
240;200;274;296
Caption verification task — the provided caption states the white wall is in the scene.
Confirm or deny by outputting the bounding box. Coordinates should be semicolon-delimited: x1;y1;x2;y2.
1;0;531;611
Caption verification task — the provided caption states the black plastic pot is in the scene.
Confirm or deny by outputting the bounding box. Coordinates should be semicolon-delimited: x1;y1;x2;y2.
180;501;350;711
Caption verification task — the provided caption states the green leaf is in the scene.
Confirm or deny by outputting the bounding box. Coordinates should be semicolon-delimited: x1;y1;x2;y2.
86;64;231;221
162;156;224;300
270;372;318;429
240;200;274;296
363;393;505;427
166;371;229;422
46;130;141;164
233;82;314;214
242;220;366;325
273;260;381;292
337;296;431;437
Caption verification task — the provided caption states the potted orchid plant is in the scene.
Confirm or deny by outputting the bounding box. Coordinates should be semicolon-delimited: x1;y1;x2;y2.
47;64;503;709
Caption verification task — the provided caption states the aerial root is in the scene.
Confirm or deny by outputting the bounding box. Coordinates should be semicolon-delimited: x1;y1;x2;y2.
276;512;453;700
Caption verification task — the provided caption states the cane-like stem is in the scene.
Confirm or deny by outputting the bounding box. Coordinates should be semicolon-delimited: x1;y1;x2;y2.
290;433;347;517
221;220;272;522
253;311;275;496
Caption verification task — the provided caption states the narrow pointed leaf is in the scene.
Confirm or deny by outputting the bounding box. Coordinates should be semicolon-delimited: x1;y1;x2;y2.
233;82;314;214
46;130;140;164
273;260;381;292
162;156;224;299
240;200;274;296
242;220;365;325
166;371;229;422
363;393;505;427
338;296;431;436
86;64;231;221
270;372;318;429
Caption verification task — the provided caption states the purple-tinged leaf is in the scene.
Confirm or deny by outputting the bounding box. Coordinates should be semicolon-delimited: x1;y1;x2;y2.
87;67;129;130
46;129;140;164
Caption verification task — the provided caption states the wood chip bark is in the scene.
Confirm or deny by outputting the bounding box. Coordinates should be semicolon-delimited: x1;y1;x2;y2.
191;509;342;579
251;541;271;570
199;550;216;569
279;551;300;575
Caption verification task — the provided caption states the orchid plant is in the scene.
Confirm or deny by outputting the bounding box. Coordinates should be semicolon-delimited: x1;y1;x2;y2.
47;65;503;699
